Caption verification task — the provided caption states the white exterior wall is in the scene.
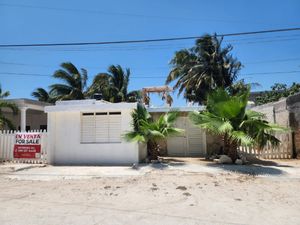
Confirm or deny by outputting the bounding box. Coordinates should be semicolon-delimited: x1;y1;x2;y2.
47;108;140;165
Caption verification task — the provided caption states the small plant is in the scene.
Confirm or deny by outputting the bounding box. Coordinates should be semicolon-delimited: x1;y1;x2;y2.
124;104;183;160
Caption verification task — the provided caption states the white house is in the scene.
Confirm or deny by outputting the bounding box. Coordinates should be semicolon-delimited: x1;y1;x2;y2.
45;100;147;165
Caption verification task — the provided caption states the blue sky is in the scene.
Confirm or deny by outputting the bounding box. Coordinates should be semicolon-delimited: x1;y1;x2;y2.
0;0;300;106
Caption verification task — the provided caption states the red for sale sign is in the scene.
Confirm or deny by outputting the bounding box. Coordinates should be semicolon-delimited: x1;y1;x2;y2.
14;133;41;159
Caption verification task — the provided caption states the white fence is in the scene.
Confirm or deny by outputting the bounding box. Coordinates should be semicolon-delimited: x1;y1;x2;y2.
0;130;48;164
238;145;292;159
238;132;293;159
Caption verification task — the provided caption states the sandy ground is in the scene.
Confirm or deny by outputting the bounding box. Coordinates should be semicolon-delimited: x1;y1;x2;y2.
0;158;300;225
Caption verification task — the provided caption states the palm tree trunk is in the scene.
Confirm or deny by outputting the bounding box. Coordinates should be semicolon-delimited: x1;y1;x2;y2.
223;133;230;155
228;140;238;162
147;140;159;160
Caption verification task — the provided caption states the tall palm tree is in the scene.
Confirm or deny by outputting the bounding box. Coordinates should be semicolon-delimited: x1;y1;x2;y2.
189;89;288;161
0;84;10;99
87;65;141;103
166;34;242;104
50;62;88;100
0;84;18;130
31;88;55;103
124;104;182;160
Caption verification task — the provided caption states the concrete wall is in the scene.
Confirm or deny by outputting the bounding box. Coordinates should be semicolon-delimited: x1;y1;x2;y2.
286;93;300;157
251;98;294;158
47;109;142;165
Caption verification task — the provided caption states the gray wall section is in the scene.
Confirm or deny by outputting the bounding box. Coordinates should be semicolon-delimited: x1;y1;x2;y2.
251;94;300;158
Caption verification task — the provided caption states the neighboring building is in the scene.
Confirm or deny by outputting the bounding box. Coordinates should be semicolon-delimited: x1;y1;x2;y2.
250;92;300;158
2;99;50;131
45;100;147;165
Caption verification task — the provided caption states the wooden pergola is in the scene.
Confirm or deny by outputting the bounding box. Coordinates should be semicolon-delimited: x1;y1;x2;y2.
141;85;173;107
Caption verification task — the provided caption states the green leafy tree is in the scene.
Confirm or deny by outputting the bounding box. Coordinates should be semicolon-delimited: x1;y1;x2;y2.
189;89;288;161
256;83;300;105
228;79;260;96
50;62;88;100
87;65;141;103
166;34;242;104
0;84;18;130
124;104;183;160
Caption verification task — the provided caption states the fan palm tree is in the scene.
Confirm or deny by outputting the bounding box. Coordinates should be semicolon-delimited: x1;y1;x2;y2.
166;34;242;104
0;84;18;130
189;89;288;161
87;65;141;103
50;62;88;100
124;104;183;160
31;88;55;103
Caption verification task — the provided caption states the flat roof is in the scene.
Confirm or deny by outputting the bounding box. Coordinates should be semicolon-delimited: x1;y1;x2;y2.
45;99;205;113
45;100;137;112
6;98;52;111
147;106;205;113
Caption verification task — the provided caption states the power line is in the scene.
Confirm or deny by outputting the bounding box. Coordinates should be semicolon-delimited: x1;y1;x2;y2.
0;33;299;53
246;57;300;64
0;28;300;48
0;70;299;79
244;70;300;75
1;56;299;70
1;36;300;52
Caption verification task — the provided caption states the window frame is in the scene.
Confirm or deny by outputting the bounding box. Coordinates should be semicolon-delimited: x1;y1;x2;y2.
80;111;122;144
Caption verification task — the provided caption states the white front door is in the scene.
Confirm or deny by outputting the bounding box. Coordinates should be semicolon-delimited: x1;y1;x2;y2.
186;119;206;156
167;117;187;156
167;116;206;156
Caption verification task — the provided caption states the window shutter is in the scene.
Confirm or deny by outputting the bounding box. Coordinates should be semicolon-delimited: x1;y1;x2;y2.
81;112;122;143
81;113;95;143
95;112;109;142
108;112;121;142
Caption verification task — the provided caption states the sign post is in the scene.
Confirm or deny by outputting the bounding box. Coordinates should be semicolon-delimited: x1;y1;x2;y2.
14;133;41;159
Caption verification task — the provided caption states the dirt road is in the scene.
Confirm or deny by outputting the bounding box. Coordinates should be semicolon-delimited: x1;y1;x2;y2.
0;160;299;225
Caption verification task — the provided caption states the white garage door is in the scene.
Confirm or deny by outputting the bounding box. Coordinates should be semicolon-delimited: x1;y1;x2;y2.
167;117;206;156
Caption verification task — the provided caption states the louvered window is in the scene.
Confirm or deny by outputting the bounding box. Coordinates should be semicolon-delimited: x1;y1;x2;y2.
81;112;121;143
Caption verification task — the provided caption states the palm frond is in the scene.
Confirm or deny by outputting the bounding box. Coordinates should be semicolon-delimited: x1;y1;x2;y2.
0;114;16;130
0;84;10;99
230;131;254;146
189;111;230;135
0;100;19;114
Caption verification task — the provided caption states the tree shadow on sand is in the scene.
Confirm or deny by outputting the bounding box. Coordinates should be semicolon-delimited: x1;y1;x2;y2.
207;163;286;176
246;157;293;168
